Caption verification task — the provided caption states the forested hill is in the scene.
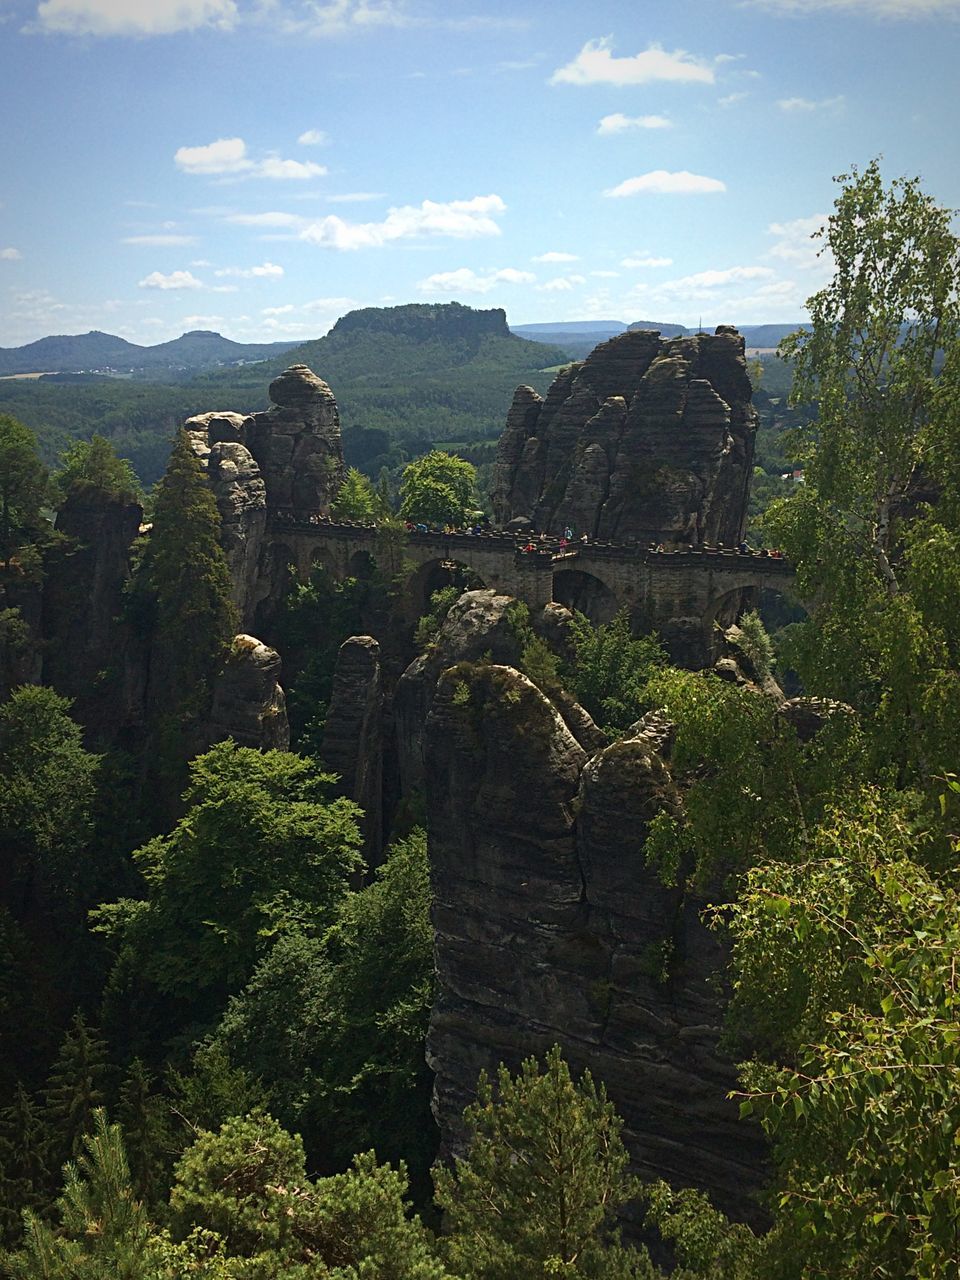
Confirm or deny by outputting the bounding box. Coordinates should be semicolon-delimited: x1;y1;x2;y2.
0;303;570;486
0;329;299;376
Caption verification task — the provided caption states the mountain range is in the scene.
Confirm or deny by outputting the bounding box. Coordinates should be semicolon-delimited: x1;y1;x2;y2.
0;329;300;378
0;313;810;380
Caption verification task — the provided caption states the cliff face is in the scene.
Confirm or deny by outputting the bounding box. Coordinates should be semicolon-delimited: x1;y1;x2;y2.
491;327;757;546
424;658;768;1221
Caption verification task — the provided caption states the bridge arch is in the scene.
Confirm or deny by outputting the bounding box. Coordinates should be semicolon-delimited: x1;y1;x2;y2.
552;567;621;624
407;556;487;620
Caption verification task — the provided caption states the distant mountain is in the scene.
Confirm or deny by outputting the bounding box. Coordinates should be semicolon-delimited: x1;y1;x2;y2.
279;302;567;382
0;329;299;377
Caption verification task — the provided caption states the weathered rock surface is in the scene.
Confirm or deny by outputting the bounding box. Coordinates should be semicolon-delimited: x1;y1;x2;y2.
247;365;346;516
321;635;383;864
184;416;268;628
492;327;757;548
394;589;524;797
207;634;289;751
425;662;767;1222
184;365;347;629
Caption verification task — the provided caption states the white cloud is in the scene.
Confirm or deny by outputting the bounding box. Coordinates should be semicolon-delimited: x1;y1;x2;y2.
591;269;620;278
741;0;960;16
766;214;830;269
214;261;285;278
190;258;212;267
282;0;409;37
182;314;224;326
327;191;386;203
263;304;296;316
298;129;329;146
301;194;506;250
138;269;203;290
225;211;307;228
777;94;845;110
663;266;776;290
0;247;22;260
604;170;726;197
418;266;535;295
122;233;197;246
537;274;587;292
551;38;714;87
533;251;579;263
597;112;672;134
622;254;673;268
32;0;236;36
718;91;749;106
257;156;328;180
175;137;252;176
175;137;327;180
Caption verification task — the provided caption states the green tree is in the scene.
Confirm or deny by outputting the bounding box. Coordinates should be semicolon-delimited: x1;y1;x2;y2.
212;830;436;1180
42;1015;111;1168
54;435;142;506
726;787;960;1279
139;428;237;773
766;160;960;781
116;1060;171;1208
93;741;362;1017
566;610;666;734
330;466;380;522
0;1085;49;1247
0;686;100;916
3;1109;160;1280
170;1112;447;1278
0;415;47;574
434;1045;654;1279
399;450;477;527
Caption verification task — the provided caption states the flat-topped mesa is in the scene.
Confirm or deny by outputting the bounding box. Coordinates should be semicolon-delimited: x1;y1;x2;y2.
492;326;757;547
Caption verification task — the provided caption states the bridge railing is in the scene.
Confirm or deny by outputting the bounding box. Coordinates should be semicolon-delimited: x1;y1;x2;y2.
264;510;793;573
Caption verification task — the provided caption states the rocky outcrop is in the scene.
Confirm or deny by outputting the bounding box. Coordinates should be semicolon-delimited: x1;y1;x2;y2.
425;662;767;1222
247;365;346;515
492;328;757;547
394;589;525;797
207;634;289;751
184;365;347;627
183;414;267;627
321;636;383;864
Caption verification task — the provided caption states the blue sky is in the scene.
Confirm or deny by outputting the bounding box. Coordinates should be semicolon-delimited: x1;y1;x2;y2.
0;0;958;346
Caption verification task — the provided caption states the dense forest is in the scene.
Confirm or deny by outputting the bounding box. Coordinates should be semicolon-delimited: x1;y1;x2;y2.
0;161;959;1278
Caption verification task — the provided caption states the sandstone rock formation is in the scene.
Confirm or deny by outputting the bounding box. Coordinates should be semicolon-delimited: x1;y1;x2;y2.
492;328;757;547
425;661;767;1223
247;365;346;515
207;634;289;751
184;364;347;627
321;635;383;864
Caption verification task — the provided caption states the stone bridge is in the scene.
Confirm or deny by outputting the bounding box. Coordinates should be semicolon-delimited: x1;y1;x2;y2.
266;515;797;667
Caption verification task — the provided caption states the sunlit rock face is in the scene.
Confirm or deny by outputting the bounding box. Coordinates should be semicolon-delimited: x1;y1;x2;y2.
184;364;347;627
492;327;757;548
207;634;289;752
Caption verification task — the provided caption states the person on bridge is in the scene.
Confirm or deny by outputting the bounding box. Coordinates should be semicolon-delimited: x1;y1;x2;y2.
580;532;589;544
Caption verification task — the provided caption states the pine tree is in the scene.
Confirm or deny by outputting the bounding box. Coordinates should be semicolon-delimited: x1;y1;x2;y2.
140;428;237;780
3;1110;157;1280
0;1085;49;1245
117;1059;170;1208
43;1014;110;1168
434;1046;654;1279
